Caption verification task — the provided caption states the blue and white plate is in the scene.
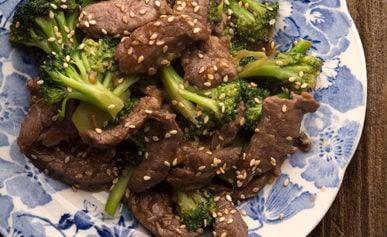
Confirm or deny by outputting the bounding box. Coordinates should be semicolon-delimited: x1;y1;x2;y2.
0;0;366;236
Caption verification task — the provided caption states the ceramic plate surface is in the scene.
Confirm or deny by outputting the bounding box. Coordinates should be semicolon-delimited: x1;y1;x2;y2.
0;0;366;236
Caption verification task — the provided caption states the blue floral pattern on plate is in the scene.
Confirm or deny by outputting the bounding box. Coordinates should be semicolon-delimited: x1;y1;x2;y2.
0;0;366;236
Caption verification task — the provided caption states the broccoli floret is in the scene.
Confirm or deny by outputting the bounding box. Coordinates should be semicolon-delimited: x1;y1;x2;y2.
240;80;271;131
38;37;139;121
9;0;80;54
227;0;279;44
175;189;216;231
238;40;324;93
208;0;224;24
160;66;242;136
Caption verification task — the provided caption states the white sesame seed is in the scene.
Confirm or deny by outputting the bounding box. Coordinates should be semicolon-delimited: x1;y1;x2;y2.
143;175;151;180
108;104;116;109
139;9;148;15
282;104;287;112
137;55;145;63
155;0;161;7
168;16;175;22
89;20;96;25
193;27;201;33
95;128;102;134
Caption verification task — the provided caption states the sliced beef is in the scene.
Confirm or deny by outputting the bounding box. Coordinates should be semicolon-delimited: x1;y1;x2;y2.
166;142;241;191
126;190;199;237
181;35;237;88
27;142;122;190
115;14;209;75
17;97;122;190
173;0;209;26
17;99;58;152
129;111;183;192
78;0;173;38
213;193;248;237
79;86;163;147
236;92;320;188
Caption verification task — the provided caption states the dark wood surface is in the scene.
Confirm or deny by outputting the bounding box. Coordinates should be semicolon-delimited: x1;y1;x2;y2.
309;1;386;237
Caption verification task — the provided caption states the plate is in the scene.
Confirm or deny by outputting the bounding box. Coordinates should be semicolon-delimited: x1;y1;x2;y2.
0;0;367;236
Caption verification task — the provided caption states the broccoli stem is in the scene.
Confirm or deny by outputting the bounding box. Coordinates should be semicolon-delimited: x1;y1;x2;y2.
160;66;199;124
71;75;140;131
52;71;124;117
104;168;133;216
229;0;255;24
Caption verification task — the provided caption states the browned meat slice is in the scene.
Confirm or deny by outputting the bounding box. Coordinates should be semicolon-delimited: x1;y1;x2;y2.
236;92;320;188
17;99;58;152
213;193;248;237
207;101;245;150
166;142;241;191
173;0;209;25
115;14;209;75
126;190;200;237
129;111;183;192
17;97;122;190
181;35;237;88
27;142;123;190
79;86;163;147
78;0;173;38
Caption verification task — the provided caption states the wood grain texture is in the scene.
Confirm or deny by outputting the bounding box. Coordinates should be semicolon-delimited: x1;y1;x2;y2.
309;0;386;237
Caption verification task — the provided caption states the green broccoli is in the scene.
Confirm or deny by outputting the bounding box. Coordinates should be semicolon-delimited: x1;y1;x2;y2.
9;0;80;54
226;0;279;44
160;66;242;137
208;0;224;24
175;189;216;231
237;39;324;93
240;80;271;131
38;37;139;121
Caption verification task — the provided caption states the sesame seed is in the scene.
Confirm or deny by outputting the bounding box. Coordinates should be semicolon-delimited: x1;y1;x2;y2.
227;218;233;224
221;232;227;237
207;73;214;80
203;81;211;87
89;20;96;25
64;156;71;163
164;161;171;167
50;3;57;9
137;55;145;63
156;40;165;45
199;66;205;73
84;21;90;28
150;32;158;40
154;21;161;26
223;75;229;82
283;178;289;187
172;158;178;166
127;47;133;55
63;62;69;68
299;71;304;77
122;16;128;23
160;59;170;65
301;83;308;88
282;104;287;112
193;27;201;33
155;0;161;7
152;136;159;141
168;16;175;22
193;5;200;12
225;194;232;202
143;175;151;181
130;11;135;17
95;128;102;134
288;76;296;82
139;9;148;15
198;165;206;170
270;157;277;166
60;4;68;9
108;104;116;109
47;37;56;42
279;213;284;220
218;217;225;222
163;45;168;53
276;60;284;66
144;152;149;159
252;187;260;193
97;28;107;36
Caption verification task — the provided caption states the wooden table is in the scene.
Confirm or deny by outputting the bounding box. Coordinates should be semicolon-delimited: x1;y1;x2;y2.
309;1;386;236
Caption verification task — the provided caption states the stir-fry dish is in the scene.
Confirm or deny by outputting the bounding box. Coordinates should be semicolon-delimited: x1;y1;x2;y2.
10;0;323;236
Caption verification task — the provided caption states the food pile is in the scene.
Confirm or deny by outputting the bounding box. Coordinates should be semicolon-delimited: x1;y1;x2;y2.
10;0;323;236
